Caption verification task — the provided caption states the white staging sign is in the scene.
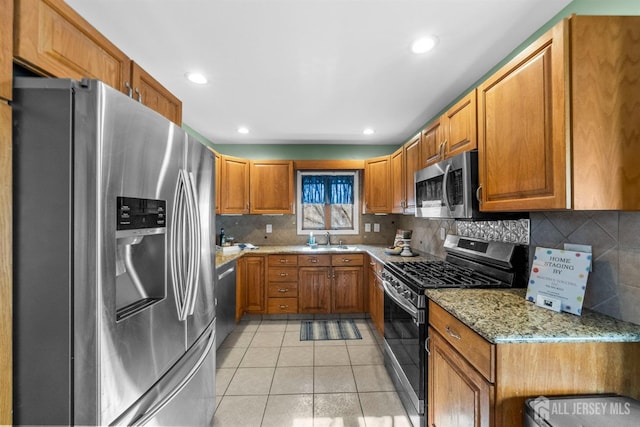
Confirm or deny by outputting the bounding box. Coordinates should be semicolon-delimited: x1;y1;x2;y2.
526;247;592;316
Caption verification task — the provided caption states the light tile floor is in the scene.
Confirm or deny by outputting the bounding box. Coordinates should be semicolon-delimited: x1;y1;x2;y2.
214;317;412;427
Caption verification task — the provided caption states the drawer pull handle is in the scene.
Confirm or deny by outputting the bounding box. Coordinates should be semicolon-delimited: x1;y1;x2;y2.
342;258;351;263
279;305;288;309
445;325;461;340
278;288;289;293
310;258;318;263
279;259;288;263
279;273;288;277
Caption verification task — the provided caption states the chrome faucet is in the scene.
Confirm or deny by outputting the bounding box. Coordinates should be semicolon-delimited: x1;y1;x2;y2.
325;231;331;246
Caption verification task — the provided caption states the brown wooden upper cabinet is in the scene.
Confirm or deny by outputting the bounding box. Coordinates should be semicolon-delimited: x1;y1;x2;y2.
420;90;477;168
218;157;294;215
390;147;404;214
129;61;182;125
249;160;294;214
364;155;391;213
420;118;442;167
441;89;477;160
391;133;421;215
478;15;640;212
1;0;13;101
219;155;250;214
403;133;421;214
14;0;182;125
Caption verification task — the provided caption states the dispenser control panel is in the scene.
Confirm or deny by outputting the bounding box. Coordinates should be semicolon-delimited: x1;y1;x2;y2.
117;197;166;230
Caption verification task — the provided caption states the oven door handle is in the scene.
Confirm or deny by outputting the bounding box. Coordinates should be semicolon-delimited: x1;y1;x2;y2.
382;280;419;320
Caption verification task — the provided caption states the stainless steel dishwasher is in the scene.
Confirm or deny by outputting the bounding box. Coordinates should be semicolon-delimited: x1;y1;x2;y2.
215;260;237;348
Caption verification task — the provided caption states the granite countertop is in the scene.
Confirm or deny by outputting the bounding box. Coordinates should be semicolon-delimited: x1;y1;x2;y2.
426;288;640;344
215;244;438;269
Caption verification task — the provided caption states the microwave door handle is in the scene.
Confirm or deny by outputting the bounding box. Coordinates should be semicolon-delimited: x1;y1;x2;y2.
442;163;453;213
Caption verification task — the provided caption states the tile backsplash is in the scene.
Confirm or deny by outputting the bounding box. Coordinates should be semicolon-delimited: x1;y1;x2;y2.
456;219;530;244
216;214;398;247
529;211;640;326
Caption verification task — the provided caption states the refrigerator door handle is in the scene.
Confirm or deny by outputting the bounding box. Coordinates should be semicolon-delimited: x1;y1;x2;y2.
184;171;201;317
170;170;189;320
131;326;216;426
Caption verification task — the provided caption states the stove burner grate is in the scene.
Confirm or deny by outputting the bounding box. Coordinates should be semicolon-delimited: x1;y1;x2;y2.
389;261;505;288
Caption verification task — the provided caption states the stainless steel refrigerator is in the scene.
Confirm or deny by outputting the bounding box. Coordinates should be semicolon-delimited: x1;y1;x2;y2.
13;78;216;426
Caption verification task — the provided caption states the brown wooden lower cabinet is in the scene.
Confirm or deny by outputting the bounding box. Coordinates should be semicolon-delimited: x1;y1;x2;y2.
428;328;492;427
428;301;640;427
298;267;331;313
367;256;384;335
237;253;366;317
332;267;363;313
238;255;266;314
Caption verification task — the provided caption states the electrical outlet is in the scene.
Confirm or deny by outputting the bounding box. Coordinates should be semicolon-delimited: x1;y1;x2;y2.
374;223;380;232
440;227;446;240
365;223;371;232
266;224;272;233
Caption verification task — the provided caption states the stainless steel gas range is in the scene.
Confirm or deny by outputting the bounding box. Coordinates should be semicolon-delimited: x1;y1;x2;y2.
381;234;527;427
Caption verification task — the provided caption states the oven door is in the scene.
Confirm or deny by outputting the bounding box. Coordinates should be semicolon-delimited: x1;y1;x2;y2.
382;280;425;426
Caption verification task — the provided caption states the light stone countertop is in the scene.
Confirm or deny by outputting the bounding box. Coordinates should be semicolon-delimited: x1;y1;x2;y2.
214;244;440;269
425;288;640;344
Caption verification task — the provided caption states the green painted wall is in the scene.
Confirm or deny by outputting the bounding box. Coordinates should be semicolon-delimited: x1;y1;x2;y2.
185;0;640;159
209;144;398;160
183;124;397;159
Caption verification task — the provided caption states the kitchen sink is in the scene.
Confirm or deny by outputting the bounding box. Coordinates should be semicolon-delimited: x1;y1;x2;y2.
301;245;359;252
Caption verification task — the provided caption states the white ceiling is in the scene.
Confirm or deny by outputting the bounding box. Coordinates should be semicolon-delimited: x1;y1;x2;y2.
65;0;572;145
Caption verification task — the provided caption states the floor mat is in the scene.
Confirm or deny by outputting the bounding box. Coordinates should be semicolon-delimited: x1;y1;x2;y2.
300;319;362;341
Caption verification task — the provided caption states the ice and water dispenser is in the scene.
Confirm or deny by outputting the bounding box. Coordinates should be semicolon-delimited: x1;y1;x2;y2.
115;196;167;320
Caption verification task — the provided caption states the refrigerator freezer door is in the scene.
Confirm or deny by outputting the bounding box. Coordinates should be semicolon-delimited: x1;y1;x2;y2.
112;321;216;426
184;135;216;347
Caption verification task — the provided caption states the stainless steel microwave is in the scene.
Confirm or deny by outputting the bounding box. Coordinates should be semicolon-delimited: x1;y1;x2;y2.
414;150;483;219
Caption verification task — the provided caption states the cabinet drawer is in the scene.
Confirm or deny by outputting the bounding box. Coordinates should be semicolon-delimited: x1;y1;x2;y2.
332;254;364;266
368;256;384;276
267;297;298;314
267;283;298;297
298;254;331;266
429;301;495;382
268;267;298;282
268;254;298;266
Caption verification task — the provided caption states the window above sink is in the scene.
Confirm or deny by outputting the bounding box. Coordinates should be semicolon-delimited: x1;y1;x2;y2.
296;171;360;236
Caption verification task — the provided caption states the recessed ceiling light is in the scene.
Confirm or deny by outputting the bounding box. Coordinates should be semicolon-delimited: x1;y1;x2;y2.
363;128;375;135
237;127;250;134
411;36;438;54
185;72;208;85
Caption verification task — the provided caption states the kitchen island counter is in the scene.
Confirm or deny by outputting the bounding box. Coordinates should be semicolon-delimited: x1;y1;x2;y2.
426;288;640;344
